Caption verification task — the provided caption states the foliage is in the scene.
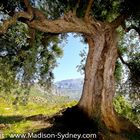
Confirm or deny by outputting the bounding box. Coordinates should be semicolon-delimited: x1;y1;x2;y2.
76;47;87;75
117;29;140;100
114;60;123;84
0;21;63;97
128;53;140;88
92;0;120;21
114;95;140;127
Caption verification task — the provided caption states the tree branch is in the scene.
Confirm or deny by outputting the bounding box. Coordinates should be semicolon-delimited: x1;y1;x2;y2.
73;0;81;15
0;1;99;37
33;8;46;19
28;27;36;47
28;16;94;34
126;26;140;35
118;51;130;68
23;0;33;19
84;0;94;21
111;14;128;29
111;14;140;36
0;0;35;34
0;12;32;34
0;10;96;35
119;55;129;66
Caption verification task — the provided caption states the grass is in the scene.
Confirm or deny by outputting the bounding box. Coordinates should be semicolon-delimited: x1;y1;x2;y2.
3;120;33;137
0;95;140;140
0;96;77;139
124;132;140;140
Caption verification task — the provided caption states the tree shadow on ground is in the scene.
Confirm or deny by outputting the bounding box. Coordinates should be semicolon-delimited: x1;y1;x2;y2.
35;106;140;140
36;106;99;140
0;115;24;124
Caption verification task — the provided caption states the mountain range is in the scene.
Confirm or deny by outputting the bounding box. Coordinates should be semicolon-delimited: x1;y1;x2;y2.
55;78;84;100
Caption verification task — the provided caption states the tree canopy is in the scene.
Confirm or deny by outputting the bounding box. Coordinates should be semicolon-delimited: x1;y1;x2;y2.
0;0;140;97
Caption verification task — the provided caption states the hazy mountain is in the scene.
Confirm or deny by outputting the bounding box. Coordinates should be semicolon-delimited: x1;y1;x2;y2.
55;78;84;100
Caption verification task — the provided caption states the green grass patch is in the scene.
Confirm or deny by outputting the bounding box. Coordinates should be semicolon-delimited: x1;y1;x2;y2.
3;120;33;138
0;97;77;138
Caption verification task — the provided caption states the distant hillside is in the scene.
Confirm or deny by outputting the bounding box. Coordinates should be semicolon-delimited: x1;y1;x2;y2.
28;78;84;101
55;78;84;100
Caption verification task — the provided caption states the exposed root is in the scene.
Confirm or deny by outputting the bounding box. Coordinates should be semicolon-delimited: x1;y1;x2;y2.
36;106;140;140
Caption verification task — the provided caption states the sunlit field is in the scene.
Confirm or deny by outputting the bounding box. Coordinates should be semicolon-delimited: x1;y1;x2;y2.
0;90;77;139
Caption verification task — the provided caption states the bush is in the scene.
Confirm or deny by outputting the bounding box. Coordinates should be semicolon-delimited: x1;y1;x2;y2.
114;95;140;128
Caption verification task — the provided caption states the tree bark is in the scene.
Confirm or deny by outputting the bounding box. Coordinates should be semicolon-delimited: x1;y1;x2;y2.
78;25;128;133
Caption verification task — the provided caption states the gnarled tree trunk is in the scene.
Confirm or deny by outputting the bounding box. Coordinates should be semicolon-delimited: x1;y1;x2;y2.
78;25;135;133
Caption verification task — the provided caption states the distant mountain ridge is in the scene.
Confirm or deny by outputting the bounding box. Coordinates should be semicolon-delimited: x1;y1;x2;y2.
55;78;84;90
55;78;84;100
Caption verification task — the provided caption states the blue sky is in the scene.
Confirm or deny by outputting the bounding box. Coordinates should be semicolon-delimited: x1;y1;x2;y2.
53;34;88;82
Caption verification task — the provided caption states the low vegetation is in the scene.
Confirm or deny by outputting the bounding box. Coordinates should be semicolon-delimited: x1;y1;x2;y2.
0;91;140;139
0;92;77;139
114;95;140;128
